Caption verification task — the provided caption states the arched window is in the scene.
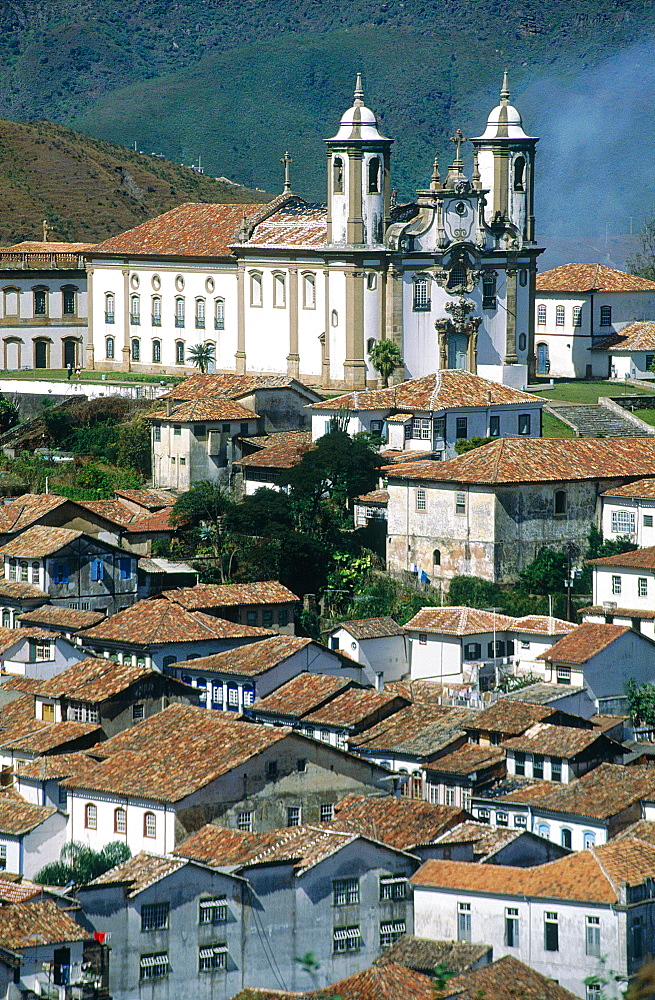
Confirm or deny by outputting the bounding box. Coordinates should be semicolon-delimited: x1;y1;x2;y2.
31;562;39;584
85;803;97;829
573;306;582;327
106;337;114;360
8;559;16;582
433;548;441;566
214;298;225;330
33;287;47;317
303;273;315;310
250;273;262;308
537;305;546;325
447;265;467;289
196;677;207;702
175;297;185;327
273;273;286;308
331;309;338;327
1;611;10;628
151;296;161;327
175;341;185;365
513;156;525;191
367;272;377;290
561;828;572;849
130;294;140;325
600;305;612;326
333;157;344;194
3;287;19;317
20;562;28;582
114;807;127;834
368;157;380;193
195;298;205;329
367;338;376;354
583;831;596;849
413;276;430;312
556;305;565;326
163;656;177;672
411;771;422;799
131;339;140;362
144;812;156;838
152;340;161;364
105;293;115;324
536;822;550;840
62;286;77;316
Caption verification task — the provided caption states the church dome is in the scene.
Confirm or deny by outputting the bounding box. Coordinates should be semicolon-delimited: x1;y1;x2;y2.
327;74;391;143
474;72;537;141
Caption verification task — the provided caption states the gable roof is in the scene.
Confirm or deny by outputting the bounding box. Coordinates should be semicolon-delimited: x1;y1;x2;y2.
162;581;298;609
0;494;70;535
334;617;404;639
231;961;435;1000
352;704;475;759
426;744;506;775
37;657;183;702
253;672;354;718
537;622;634;663
330;792;465;850
536;263;655;293
149;398;258;423
92;202;265;257
18;605;105;632
437;954;580;1000
83;851;187;896
602;477;655;499
174;635;314;679
311;370;542;412
0;899;89;951
303;688;406;730
587;545;655;569
382;935;491;975
404;607;515;636
161;372;318;402
112;489;175;511
0;791;56;836
467;700;558;735
501;722;620;758
385;437;655;485
0;526;82;558
246;202;328;248
509;615;575;636
592;320;655;352
237;438;315;470
499;682;587;705
432;821;527;861
0;720;101;754
78;598;273;646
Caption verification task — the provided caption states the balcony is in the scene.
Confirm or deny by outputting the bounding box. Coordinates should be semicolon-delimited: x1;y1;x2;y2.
196;318;205;329
175;317;185;328
130;314;140;326
152;315;161;327
105;313;114;324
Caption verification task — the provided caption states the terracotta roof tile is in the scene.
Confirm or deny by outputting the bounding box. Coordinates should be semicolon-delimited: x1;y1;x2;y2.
92;202;265;257
0;526;81;558
253;672;354;717
162;373;308;402
587;545;655;569
150;399;257;422
0;875;43;904
38;656;164;701
0;580;48;601
231;962;435;1000
0;626;57;656
79;598;273;646
355;489;389;506
437;954;580;1000
404;607;515;636
0;791;56;836
509;615;575;636
163;581;298;609
335;617;403;639
16;752;97;782
330;792;465;849
592;321;655;352
467;701;558;736
312;370;542;412
537;622;633;663
175;635;313;679
18;605;105;631
426;744;505;774
124;509;175;534
0;720;101;754
237;439;315;470
352;704;475;758
112;489;175;511
491;762;655;818
501;722;619;757
247;203;328;247
0;899;89;951
85;851;186;897
536;263;655;292
0;494;70;534
76;499;137;526
174;825;264;866
614;819;655;844
432;820;521;856
499;682;587;704
602;477;655;499
303;688;406;729
382;935;491;975
385;437;655;485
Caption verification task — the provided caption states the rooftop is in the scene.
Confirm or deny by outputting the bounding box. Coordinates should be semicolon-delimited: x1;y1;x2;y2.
0;720;101;754
426;744;506;775
0;791;56;836
333;617;404;639
253;672;354;718
587;545;655;569
83;851;187;897
18;605;106;632
382;935;491;975
385;437;655;485
536;263;655;293
175;635;314;679
246;201;328;248
433;821;528;862
467;700;558;735
403;607;515;636
501;722;619;757
436;954;580;1000
592;321;655;353
232;960;436;1000
162;372;316;403
354;489;389;506
162;581;299;609
499;682;587;705
112;489;175;511
237;438;315;470
536;622;633;663
0;526;82;558
510;615;574;636
0;494;70;535
150;398;258;422
37;657;177;702
303;688;406;730
0;899;88;951
330;792;465;849
0;580;48;602
352;704;475;759
602;477;655;499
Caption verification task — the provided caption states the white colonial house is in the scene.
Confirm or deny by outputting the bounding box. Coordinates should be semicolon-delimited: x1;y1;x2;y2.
326;617;408;685
534;264;655;378
582;547;655;642
600;478;655;548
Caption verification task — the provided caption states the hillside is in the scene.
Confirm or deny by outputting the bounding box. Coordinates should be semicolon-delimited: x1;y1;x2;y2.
0;119;268;245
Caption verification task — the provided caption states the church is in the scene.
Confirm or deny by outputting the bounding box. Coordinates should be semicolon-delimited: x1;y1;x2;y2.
86;73;542;390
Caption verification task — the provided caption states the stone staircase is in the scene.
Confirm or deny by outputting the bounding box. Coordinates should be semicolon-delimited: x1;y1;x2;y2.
547;402;651;438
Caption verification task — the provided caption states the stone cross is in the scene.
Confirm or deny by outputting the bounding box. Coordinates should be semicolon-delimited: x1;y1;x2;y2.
449;130;467;162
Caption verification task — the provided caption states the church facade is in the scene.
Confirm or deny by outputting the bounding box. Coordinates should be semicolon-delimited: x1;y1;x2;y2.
86;74;542;390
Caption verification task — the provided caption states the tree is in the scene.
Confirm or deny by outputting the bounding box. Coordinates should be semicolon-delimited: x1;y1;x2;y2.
368;340;403;387
116;415;152;476
454;436;493;455
35;841;131;887
187;342;216;373
448;575;504;608
626;678;655;728
628;218;655;282
0;398;19;435
171;480;234;532
518;547;568;595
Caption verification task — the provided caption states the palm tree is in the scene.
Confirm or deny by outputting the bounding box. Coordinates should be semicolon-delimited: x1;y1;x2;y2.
368;339;403;387
188;342;216;374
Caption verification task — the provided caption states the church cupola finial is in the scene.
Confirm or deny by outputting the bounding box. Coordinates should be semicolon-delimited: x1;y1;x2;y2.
430;154;441;191
500;69;510;106
281;151;293;194
354;72;364;106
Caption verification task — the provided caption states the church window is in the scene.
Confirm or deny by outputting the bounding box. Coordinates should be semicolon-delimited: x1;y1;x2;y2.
303;273;315;309
34;288;47;316
273;273;286;308
482;274;496;309
152;340;161;364
600;305;612;326
214;298;225;330
573;306;582;327
368;157;380;194
513;156;525;191
105;337;114;360
433;548;440;566
367;272;377;290
556;306;565;326
333;157;344;194
175;275;185;291
367;338;376;354
129;294;140;325
151;296;161;326
175;341;185;365
518;332;527;351
554;490;567;516
537;305;546;325
195;298;205;329
62;286;77;315
105;293;115;324
447;266;466;289
175;297;185;327
413;276;430;312
250;273;263;308
131;338;140;362
331;309;338;327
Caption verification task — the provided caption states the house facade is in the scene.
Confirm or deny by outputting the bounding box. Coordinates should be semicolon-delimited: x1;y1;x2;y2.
327;617;408;685
600;478;655;549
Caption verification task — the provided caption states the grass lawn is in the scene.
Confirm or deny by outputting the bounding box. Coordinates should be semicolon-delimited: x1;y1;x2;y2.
530;379;655;404
0;368;183;386
541;411;576;438
633;409;655;427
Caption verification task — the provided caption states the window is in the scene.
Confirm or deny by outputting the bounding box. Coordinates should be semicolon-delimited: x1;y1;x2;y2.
117;557;132;581
379;920;405;948
367;272;377;290
287;806;301;827
515;751;526;776
457;902;471;942
278;607;289;628
131;338;140;361
612;510;635;534
587;986;601;1000
551;757;562;782
153;424;161;443
537;304;546;325
379;876;407;901
573;306;582;326
250;272;263;307
31;639;53;662
85;803;97;829
175;297;185;327
586;915;601;956
518;413;531;435
266;760;277;780
464;642;481;660
367;157;380;193
105;292;115;323
91;559;104;582
175;340;185;364
632;916;643;959
477;808;490;824
556;664;571;684
433;548;441;567
31;562;39;584
412;417;431;440
333;878;359;906
130;294;140;325
20;561;28;582
556;305;565;326
63;288;76;315
612;575;622;595
215;298;225;330
105;336;114;360
320;802;334;823
113;808;127;833
639;577;648;597
152;296;161;327
497;812;508;827
195;298;205;329
333;157;344;193
583;831;596;848
518;332;527;351
533;754;544;780
554;490;567;515
132;704;144;721
505;907;519;947
199;897;227;924
199;944;227;972
647;354;655;371
448;265;466;289
455;491;466;515
432;416;445;440
600;305;612;326
418;632;428;646
489;415;500;437
560;827;572;849
246;610;258;627
513;156;525;190
237;811;252;832
144;812;156;838
514;814;527;828
482;274;496;308
139;953;168;980
262;609;274;628
544;911;559;951
646;515;653;528
300;272;316;310
273;273;286;308
413;276;430;311
456;417;468;439
445;786;455;805
53;562;68;585
416;488;426;511
333;926;361;953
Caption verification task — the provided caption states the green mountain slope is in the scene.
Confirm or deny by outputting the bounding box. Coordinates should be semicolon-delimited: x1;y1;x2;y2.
0;119;267;245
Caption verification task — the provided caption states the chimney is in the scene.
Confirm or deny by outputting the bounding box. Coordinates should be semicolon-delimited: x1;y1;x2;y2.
166;398;173;417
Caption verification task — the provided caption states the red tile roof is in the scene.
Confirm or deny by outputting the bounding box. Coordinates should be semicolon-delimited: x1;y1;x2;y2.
85;851;186;897
0;580;48;601
247;203;328;248
495;762;655;819
437;954;580;1000
92;202;265;257
501;722;618;757
536;263;655;293
303;688;406;729
385;437;655;485
0;526;81;558
330;792;465;849
0;626;56;656
537;622;633;663
237;439;315;470
466;700;554;735
592;321;655;352
352;704;474;758
426;743;505;774
149;399;257;422
335;617;404;639
509;615;574;636
231;962;435;1000
18;605;105;631
253;672;354;717
404;607;515;636
0;791;56;836
602;477;655;499
112;489;175;511
0;494;70;534
175;635;313;678
587;545;655;569
433;820;523;860
355;489;389;506
162;373;309;402
0;720;101;754
0;899;89;950
38;657;161;701
162;581;298;609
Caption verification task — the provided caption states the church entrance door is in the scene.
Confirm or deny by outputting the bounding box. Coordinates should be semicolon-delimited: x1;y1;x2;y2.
448;333;468;369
